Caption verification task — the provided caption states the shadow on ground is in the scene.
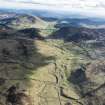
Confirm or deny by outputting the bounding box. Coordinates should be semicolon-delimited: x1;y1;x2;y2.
0;28;55;87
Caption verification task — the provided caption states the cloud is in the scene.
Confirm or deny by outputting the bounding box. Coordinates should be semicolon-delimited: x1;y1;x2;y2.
0;0;105;18
0;0;105;8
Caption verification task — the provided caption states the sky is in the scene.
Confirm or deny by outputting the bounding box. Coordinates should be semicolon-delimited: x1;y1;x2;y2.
0;0;105;17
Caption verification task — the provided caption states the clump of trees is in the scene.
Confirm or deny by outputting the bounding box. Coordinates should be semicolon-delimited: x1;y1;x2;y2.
2;48;10;57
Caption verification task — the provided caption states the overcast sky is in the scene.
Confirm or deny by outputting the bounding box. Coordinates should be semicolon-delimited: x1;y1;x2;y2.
0;0;105;17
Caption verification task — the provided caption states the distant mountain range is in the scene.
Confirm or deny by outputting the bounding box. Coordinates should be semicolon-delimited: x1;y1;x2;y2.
1;8;105;29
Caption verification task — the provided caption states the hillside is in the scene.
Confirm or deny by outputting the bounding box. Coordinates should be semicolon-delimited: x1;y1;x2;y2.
49;26;105;42
0;13;105;105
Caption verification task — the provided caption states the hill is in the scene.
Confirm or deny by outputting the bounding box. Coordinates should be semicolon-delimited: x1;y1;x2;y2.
0;12;105;105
